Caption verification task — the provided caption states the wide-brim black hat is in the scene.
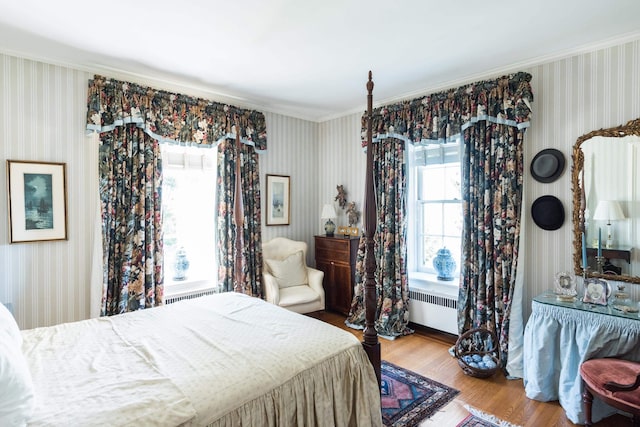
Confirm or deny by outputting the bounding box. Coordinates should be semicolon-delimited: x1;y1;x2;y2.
531;195;565;230
530;149;565;183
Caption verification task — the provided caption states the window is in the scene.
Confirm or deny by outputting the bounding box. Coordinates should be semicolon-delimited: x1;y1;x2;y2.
408;139;463;277
162;145;218;290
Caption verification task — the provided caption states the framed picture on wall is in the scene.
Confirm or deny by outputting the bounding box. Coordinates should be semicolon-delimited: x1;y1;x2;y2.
266;174;290;226
7;160;68;243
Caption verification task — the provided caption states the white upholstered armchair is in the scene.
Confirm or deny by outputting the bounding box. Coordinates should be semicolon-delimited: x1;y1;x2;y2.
262;237;325;314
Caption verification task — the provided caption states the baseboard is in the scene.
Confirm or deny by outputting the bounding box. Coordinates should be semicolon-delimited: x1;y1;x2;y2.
409;321;458;345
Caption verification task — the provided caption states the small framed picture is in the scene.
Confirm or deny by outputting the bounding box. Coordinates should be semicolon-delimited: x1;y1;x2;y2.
7;160;68;243
554;272;576;296
265;174;290;226
582;278;610;306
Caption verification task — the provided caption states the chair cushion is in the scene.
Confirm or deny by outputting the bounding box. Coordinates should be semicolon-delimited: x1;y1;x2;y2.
265;251;308;289
278;285;320;307
581;358;640;410
0;303;35;426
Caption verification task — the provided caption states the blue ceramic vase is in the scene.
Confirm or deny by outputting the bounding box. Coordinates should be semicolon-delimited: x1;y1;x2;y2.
433;247;456;281
173;247;190;281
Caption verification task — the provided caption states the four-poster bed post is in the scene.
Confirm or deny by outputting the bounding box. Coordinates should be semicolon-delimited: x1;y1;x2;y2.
362;71;381;387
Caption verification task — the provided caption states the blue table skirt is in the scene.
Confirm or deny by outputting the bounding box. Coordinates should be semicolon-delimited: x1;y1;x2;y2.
524;299;640;424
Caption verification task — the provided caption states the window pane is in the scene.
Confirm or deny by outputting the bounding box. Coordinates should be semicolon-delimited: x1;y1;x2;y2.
443;203;462;236
420;167;444;200
443;164;461;200
422;203;442;235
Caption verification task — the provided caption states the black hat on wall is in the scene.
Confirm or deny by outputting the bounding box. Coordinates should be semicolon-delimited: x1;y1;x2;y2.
531;195;565;230
530;149;565;183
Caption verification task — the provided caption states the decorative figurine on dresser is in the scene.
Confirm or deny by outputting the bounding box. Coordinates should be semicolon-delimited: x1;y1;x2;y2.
314;235;359;315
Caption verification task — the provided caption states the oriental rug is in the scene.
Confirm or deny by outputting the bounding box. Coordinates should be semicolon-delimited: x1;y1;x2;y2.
455;405;523;427
381;360;459;427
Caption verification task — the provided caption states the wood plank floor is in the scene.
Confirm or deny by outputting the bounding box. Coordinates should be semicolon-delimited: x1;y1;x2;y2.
309;311;631;427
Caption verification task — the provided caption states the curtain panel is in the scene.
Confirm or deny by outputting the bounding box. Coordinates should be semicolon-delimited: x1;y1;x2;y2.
216;140;263;297
354;73;532;363
99;125;163;316
346;137;410;339
459;123;525;371
86;75;267;150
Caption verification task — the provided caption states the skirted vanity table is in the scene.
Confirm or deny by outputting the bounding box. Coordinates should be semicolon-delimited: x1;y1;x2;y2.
524;118;640;424
523;292;640;424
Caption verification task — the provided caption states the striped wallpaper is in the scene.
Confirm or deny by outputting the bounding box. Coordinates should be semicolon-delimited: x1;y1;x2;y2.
0;57;96;329
2;37;640;329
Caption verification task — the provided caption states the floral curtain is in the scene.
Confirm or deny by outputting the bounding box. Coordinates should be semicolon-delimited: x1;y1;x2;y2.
86;75;267;314
458;122;524;370
216;140;263;296
356;73;532;360
346;137;411;339
98;125;163;316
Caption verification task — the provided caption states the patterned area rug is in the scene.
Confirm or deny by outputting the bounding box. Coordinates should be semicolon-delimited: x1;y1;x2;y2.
381;360;459;427
455;405;523;427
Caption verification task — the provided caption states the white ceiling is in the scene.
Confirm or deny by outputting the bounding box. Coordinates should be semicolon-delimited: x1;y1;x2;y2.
1;0;640;121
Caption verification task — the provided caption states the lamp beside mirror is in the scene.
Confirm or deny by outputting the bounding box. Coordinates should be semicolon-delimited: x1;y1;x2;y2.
593;200;626;249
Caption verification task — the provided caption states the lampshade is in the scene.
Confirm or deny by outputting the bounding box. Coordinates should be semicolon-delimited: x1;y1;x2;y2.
321;204;337;219
593;200;626;222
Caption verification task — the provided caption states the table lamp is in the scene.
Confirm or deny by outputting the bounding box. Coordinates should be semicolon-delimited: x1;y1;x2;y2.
593;200;625;248
321;204;337;237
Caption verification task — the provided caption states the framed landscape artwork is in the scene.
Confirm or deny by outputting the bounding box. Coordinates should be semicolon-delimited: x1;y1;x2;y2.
266;174;290;226
7;160;68;243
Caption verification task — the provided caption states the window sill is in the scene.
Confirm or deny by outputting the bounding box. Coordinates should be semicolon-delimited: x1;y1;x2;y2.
408;271;458;299
164;278;219;299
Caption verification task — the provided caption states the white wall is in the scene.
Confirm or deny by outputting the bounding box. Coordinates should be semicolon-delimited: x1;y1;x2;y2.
318;38;640;322
0;53;321;329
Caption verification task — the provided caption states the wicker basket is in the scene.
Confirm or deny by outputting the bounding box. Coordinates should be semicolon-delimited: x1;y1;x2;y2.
454;328;500;378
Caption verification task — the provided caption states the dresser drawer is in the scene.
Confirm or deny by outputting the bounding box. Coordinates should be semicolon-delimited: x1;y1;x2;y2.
315;238;350;261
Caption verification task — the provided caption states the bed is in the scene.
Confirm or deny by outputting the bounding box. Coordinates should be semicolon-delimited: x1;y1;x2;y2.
1;293;381;426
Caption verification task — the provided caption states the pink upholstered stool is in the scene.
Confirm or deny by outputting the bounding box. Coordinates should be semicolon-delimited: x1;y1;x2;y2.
580;358;640;426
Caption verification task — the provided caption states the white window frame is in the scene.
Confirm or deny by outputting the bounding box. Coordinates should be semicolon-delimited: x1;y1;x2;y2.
161;145;219;297
407;137;462;286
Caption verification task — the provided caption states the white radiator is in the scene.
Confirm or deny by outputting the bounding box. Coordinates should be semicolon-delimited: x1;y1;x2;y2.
165;287;218;305
409;288;458;335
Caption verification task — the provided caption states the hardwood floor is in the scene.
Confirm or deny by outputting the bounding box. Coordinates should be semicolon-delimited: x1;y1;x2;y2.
309;311;631;427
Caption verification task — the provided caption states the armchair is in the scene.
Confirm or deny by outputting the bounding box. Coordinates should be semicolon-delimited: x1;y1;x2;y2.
262;237;325;314
580;358;640;426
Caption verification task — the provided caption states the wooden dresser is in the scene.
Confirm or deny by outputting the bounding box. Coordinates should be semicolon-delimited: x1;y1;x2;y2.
314;235;360;315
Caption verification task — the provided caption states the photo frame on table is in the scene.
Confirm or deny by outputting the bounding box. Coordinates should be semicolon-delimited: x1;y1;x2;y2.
265;174;290;226
582;278;610;306
7;160;68;243
553;271;577;300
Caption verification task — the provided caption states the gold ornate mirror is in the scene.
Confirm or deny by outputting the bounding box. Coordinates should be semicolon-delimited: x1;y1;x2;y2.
572;118;640;284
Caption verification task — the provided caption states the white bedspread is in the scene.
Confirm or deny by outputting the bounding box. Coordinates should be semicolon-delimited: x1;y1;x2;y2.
22;293;381;426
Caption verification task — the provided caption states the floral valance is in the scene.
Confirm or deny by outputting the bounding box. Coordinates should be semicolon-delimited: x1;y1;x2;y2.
361;72;533;146
86;75;267;151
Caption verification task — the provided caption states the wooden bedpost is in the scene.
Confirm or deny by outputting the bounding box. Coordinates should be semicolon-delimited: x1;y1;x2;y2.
362;71;381;388
233;120;245;293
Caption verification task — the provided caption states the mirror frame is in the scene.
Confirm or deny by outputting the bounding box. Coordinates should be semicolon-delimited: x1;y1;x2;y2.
572;118;640;284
